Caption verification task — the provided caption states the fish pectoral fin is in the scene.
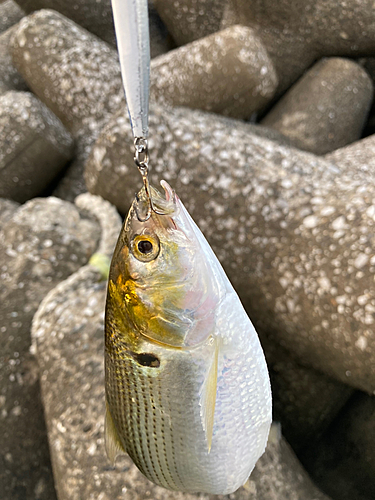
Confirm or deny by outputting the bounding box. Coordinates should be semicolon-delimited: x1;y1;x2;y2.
199;336;220;453
105;401;126;464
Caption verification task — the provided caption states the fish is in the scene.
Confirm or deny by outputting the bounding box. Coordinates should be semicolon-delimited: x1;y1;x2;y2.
104;180;272;494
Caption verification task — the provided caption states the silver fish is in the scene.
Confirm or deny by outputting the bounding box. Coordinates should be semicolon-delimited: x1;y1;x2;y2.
105;182;272;494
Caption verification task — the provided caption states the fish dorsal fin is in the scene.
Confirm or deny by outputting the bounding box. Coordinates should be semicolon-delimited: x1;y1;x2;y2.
105;401;126;464
199;336;220;453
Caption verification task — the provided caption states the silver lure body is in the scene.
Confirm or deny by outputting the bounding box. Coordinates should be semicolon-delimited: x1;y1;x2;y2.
111;0;150;138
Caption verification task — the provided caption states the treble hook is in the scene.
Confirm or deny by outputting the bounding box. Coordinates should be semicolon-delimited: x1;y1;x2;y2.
134;137;166;222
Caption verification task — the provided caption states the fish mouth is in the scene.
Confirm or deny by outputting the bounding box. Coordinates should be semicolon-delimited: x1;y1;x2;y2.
133;180;178;222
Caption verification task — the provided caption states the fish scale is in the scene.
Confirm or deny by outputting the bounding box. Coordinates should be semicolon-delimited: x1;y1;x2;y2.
106;347;184;489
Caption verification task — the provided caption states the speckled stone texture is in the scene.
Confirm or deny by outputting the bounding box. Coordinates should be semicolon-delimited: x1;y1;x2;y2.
13;0;171;56
13;0;116;45
151;25;278;119
12;10;123;200
325;133;375;170
0;197;100;500
31;197;331;500
9;10;277;199
0;197;18;224
0;0;24;33
9;11;277;129
300;392;375;500
10;10;124;139
221;0;375;94
0;91;74;202
153;0;226;45
9;9;169;199
261;58;373;155
0;26;28;93
10;9;124;199
85;103;375;394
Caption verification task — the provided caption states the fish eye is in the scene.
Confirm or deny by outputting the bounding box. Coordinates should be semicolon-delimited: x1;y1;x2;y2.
138;240;153;254
131;234;160;262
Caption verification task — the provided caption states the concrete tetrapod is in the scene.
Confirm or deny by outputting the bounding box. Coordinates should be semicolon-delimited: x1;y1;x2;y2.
0;91;74;202
10;10;280;198
0;196;100;499
261;58;373;155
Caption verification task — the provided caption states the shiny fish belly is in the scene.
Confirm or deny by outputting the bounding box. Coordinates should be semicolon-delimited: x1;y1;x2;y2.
105;297;271;494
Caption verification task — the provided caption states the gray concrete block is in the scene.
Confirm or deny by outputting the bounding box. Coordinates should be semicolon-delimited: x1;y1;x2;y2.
0;26;28;94
153;0;226;45
0;196;100;500
261;58;373;155
151;26;278;119
0;0;24;34
0;91;74;202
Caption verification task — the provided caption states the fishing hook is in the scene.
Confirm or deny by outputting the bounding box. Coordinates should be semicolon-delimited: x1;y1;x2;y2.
134;137;166;222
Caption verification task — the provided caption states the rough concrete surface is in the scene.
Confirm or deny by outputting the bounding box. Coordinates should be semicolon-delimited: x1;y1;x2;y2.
13;0;116;45
10;9;124;199
261;58;373;155
0;197;100;500
222;0;375;94
153;0;226;45
151;25;278;119
325;133;375;170
9;10;280;199
0;26;27;94
10;0;375;104
0;91;74;202
0;0;24;34
10;10;123;137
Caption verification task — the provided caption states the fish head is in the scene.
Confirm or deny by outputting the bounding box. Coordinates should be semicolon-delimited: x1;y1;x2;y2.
108;180;223;348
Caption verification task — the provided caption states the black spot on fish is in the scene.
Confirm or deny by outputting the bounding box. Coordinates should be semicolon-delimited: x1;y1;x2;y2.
133;352;160;368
